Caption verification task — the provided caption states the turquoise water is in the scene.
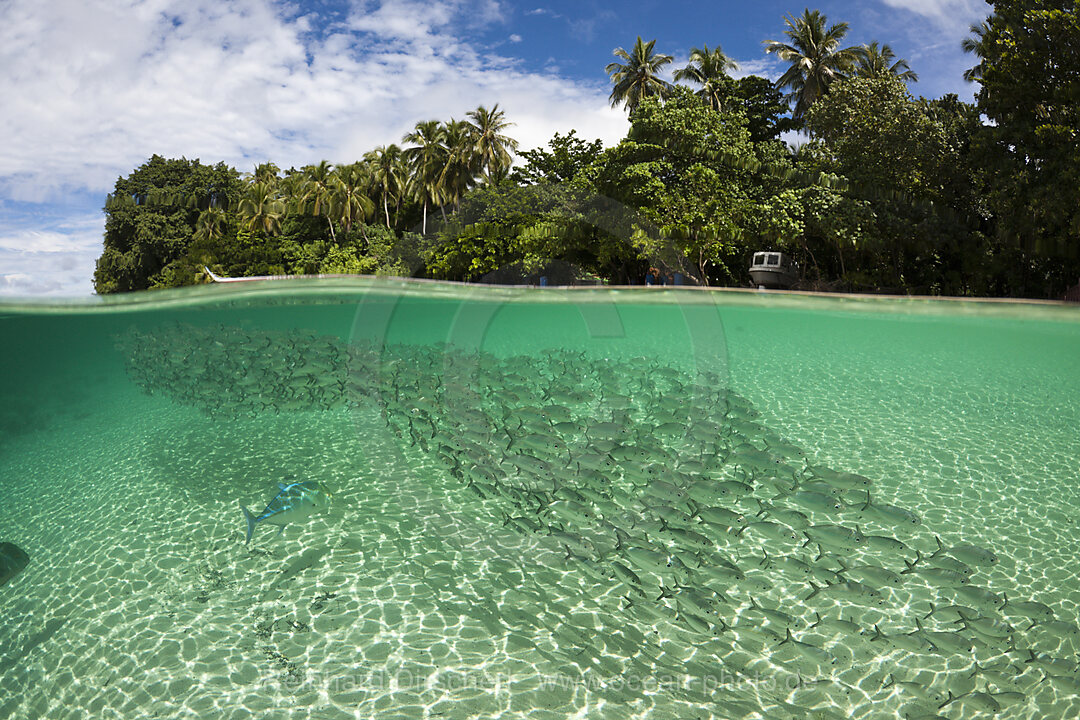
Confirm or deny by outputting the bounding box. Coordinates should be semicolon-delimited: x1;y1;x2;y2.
1;280;1080;719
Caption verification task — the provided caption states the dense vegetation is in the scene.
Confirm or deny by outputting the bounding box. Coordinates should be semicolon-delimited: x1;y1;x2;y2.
93;2;1080;298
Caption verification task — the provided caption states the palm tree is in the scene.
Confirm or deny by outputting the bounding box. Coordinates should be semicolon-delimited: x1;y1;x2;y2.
296;161;338;239
854;42;918;82
238;182;285;236
250;162;281;187
961;21;990;83
606;37;674;114
365;145;407;229
466;104;519;183
764;9;863;120
330;162;375;236
402;120;447;235
194;207;227;244
673;44;740;112
437;119;480;215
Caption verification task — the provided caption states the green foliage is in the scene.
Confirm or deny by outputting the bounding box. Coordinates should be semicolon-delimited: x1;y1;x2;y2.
804;76;948;198
673;44;740;113
606;37;674;114
90;19;1079;298
93;155;243;293
425;221;515;281
970;0;1080;295
512;131;604;185
587;87;799;284
425;181;607;282
730;76;799;143
765;9;863;121
799;76;992;292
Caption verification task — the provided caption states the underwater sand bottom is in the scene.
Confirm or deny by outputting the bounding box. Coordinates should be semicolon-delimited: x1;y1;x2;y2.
1;394;1079;719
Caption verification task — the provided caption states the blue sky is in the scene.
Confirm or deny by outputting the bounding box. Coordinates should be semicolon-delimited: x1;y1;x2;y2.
0;0;988;296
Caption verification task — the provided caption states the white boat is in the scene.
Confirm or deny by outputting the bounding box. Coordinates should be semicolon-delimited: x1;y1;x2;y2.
749;251;797;289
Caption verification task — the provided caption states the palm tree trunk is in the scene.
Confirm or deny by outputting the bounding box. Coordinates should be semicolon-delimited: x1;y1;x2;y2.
327;217;336;242
384;194;391;229
422;201;428;236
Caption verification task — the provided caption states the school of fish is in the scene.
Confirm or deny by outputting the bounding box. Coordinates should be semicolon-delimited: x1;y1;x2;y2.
116;323;1080;719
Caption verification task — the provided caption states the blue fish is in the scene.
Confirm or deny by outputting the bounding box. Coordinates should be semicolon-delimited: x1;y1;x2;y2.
241;480;333;544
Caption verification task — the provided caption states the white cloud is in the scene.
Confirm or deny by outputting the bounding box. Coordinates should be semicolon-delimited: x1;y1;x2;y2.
731;57;783;82
509;33;521;43
0;214;103;296
878;0;985;31
0;0;628;295
0;228;98;254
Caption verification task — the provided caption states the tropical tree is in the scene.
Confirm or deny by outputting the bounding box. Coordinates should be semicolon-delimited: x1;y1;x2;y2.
971;0;1080;293
854;42;918;82
466;104;519;182
673;44;740;112
802;75;984;292
250;162;281;186
961;21;990;82
606;37;674;114
194;207;227;244
436;119;478;215
296;161;339;239
365;144;407;228
238;181;286;236
764;9;862;120
512;130;605;185
403;120;448;234
330;162;375;235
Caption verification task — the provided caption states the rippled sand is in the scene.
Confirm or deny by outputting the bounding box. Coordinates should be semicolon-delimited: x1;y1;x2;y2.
2;286;1079;720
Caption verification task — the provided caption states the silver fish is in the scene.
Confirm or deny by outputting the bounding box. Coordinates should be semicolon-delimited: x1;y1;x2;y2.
240;480;332;544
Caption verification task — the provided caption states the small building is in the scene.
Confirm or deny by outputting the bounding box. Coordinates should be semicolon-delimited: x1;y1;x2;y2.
749;251;797;289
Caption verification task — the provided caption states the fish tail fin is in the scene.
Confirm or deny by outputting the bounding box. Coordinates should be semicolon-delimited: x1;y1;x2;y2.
241;505;257;544
805;581;821;602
